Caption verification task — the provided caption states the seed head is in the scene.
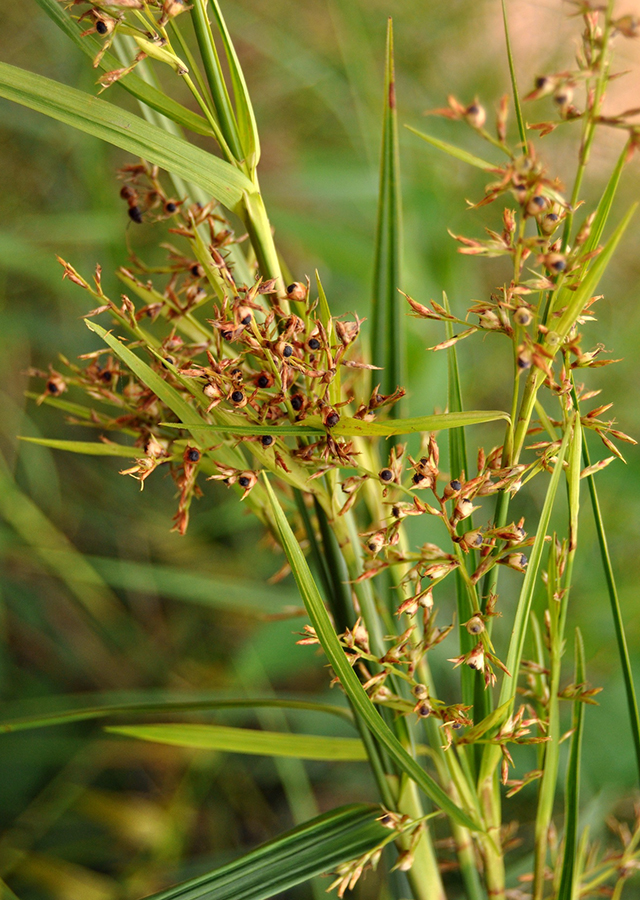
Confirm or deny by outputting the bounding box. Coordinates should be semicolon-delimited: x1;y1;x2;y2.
466;615;485;635
286;282;307;302
513;306;533;327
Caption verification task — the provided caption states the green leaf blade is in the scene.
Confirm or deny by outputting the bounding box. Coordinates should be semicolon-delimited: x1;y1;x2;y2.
371;19;403;407
0;62;253;214
263;475;481;832
141;804;388;900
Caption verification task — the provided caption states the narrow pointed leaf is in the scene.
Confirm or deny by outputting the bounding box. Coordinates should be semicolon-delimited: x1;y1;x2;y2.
18;437;141;458
501;0;526;146
553;204;637;342
406;126;495;171
0;695;351;735
582;434;640;782
0;62;253;214
263;476;480;831
557;629;586;900
190;0;244;160
498;422;572;709
106;723;367;761
34;0;212;136
162;409;511;438
584;140;629;254
140;804;389;900
201;0;261;169
371;19;403;405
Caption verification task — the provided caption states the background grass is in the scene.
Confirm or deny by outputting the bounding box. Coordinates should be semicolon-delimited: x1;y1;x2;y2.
0;1;639;897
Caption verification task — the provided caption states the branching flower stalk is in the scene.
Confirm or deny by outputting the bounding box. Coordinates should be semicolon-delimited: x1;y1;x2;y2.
4;1;640;899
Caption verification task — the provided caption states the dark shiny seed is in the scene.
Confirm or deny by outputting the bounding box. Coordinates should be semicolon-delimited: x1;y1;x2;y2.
450;479;461;491
165;202;177;213
231;391;244;403
239;476;250;488
380;469;393;482
286;284;296;294
96;20;108;34
187;449;201;463
283;345;293;358
128;206;143;224
241;314;252;325
325;413;339;427
257;375;269;388
308;338;320;350
261;435;274;447
291;395;303;411
47;381;59;394
191;265;201;277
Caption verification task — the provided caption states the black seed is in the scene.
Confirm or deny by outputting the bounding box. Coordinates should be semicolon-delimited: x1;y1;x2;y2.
187;448;201;463
257;375;269;388
241;314;252;325
308;338;320;350
380;468;393;482
532;195;545;207
535;75;548;89
450;479;461;491
551;258;566;272
96;20;108;35
546;213;559;222
239;476;250;488
282;344;293;358
286;284;296;293
231;390;244;403
47;381;59;394
191;265;201;277
128;206;143;224
412;473;425;485
452;722;463;730
291;395;303;411
100;370;112;382
392;506;401;518
163;357;175;368
165;202;177;213
325;413;339;427
222;331;233;341
260;435;274;447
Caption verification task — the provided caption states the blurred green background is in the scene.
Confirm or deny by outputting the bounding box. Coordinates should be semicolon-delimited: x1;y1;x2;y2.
1;1;639;898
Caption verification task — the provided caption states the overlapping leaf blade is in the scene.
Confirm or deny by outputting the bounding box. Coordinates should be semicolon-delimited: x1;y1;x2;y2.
263;476;480;832
0;62;253;214
141;804;389;900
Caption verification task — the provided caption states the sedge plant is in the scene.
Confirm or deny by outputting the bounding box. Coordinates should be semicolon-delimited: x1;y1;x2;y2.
1;1;640;899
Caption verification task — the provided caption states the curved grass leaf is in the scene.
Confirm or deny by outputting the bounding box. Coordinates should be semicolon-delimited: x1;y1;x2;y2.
497;423;572;711
263;475;480;832
0;695;351;736
406;126;495;171
553;204;637;342
141;804;388;900
106;723;367;761
0;62;253;215
161;409;510;438
18;437;140;458
33;0;212;137
557;628;586;900
371;19;403;405
501;0;526;147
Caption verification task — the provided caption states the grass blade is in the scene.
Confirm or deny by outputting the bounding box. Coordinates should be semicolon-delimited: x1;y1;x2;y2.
0;62;253;214
501;0;526;147
557;628;586;900
190;0;243;161
498;422;573;711
553;203;637;342
406;126;495;171
33;0;212;137
106;723;367;761
18;437;140;458
582;436;640;783
371;19;403;406
584;141;629;254
141;804;389;900
0;695;351;735
263;475;481;831
202;0;261;170
162;409;511;438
